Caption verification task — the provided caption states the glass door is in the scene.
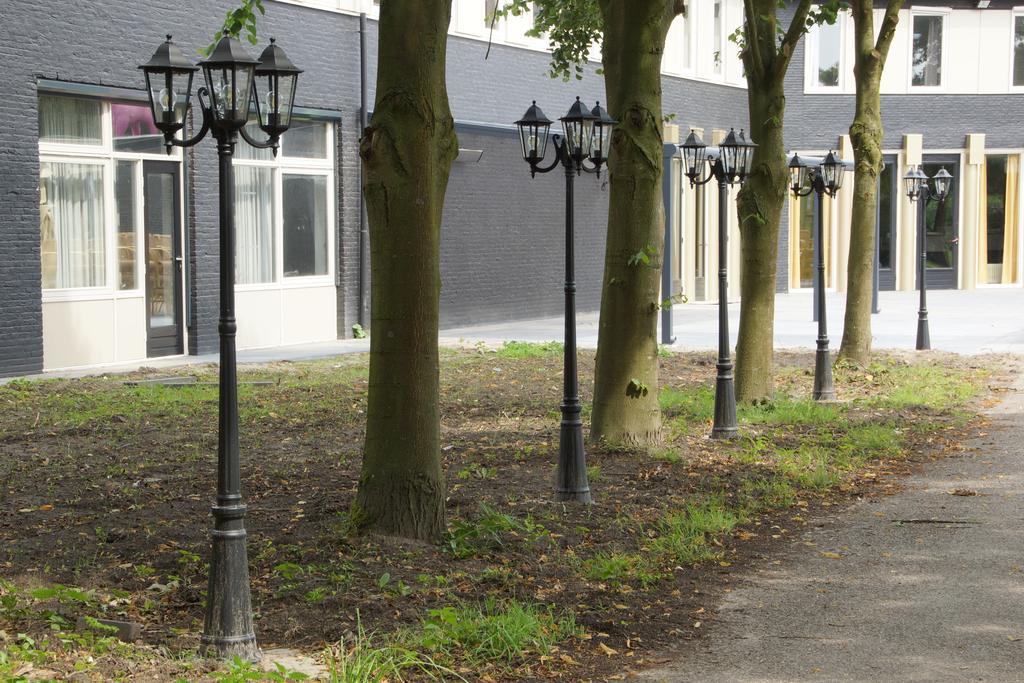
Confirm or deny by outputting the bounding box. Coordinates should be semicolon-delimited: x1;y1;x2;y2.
877;156;897;290
921;155;959;289
143;161;184;357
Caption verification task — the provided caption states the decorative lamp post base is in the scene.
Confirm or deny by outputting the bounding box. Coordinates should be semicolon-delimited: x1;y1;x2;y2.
555;400;592;503
812;343;836;401
201;504;259;661
916;314;930;351
710;364;739;440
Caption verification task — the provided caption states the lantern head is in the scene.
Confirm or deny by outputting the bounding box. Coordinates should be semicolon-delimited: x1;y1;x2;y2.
681;129;708;184
789;153;811;195
198;36;260;130
515;101;553;164
589;101;616;169
903;166;927;200
139;35;199;138
931;167;953;201
560;97;597;159
820;150;845;195
253;38;302;140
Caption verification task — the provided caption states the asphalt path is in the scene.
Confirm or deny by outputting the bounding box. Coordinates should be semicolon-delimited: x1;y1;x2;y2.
635;375;1024;682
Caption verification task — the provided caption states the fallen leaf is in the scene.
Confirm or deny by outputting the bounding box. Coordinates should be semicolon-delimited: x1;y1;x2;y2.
38;504;53;511
598;642;618;656
820;551;842;560
949;488;977;497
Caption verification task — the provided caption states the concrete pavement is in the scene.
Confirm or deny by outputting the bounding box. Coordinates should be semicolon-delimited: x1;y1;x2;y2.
442;287;1024;356
16;288;1024;381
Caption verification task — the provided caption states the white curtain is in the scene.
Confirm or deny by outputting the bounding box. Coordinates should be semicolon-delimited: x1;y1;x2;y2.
40;162;105;289
234;165;275;284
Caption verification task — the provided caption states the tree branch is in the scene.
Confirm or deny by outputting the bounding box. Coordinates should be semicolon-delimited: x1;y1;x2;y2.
743;0;765;79
774;0;813;81
874;0;904;59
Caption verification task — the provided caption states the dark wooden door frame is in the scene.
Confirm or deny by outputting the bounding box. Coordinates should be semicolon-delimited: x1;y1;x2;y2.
143;161;184;357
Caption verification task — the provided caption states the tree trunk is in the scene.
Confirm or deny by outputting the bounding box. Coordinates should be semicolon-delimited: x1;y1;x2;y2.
590;0;674;447
839;0;902;365
735;78;788;403
353;0;457;542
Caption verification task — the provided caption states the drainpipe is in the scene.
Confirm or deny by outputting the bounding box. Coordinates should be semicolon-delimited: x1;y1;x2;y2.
358;12;370;330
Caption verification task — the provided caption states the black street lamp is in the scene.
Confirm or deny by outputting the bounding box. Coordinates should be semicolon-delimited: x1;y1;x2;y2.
140;34;301;661
681;128;756;439
902;165;952;350
515;98;614;503
789;151;847;401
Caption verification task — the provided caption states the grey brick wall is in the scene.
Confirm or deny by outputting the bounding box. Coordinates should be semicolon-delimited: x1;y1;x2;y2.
440;126;609;327
0;0;779;377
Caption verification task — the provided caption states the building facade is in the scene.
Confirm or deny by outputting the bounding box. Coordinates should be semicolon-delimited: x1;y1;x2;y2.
1;0;1019;377
782;0;1024;298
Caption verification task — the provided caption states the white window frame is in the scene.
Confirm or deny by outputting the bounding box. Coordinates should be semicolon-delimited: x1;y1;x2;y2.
232;119;336;292
804;11;848;93
39;96;183;302
907;9;949;92
1010;9;1024;92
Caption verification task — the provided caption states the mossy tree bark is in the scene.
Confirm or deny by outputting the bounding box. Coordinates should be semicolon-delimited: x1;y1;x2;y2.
353;0;457;542
590;0;683;448
838;1;903;365
734;0;813;403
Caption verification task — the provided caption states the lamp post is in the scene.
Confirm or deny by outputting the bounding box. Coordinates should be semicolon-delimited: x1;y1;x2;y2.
902;165;952;350
789;151;847;401
514;98;614;503
680;128;756;439
140;34;301;661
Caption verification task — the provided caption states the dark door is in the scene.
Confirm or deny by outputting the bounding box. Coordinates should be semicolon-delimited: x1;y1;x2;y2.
921;155;959;290
876;156;897;290
143;161;184;357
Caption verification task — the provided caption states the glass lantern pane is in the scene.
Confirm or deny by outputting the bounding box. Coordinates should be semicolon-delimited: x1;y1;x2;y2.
563;120;580;154
276;74;296;129
581;120;595;156
233;66;254;123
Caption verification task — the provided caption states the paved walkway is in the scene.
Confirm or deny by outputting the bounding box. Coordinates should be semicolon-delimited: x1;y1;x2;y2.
636;373;1024;683
18;288;1024;381
443;287;1024;356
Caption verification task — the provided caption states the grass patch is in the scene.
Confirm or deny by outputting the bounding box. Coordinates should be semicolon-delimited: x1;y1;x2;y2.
660;385;714;422
869;364;981;409
410;599;580;668
740;477;798;513
740;396;844;426
493;341;564;359
582;552;662;587
649;498;739;565
446;505;546;558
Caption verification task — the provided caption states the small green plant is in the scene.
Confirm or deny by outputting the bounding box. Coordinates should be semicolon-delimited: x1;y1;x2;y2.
583;552;661;587
493;340;563;359
660;385;715;422
326;621;459;682
211;656;309;682
351;323;367;339
648;499;739;566
455;463;498;480
446;505;546;558
651;448;683;464
412;599;580;667
586;464;602;482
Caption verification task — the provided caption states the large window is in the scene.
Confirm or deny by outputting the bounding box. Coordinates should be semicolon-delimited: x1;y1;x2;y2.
1014;16;1024;88
233;118;334;286
980;155;1020;285
38;94;178;294
815;19;842;88
911;14;944;88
